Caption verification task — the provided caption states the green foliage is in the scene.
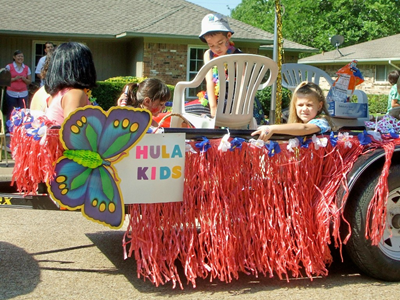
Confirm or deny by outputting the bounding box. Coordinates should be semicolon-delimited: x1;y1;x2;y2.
105;76;146;84
256;86;387;118
91;77;175;111
91;81;126;111
368;94;387;115
231;0;400;52
256;86;292;115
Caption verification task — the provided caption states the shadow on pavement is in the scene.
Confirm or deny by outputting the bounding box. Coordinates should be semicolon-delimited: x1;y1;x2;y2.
85;230;394;296
0;241;40;300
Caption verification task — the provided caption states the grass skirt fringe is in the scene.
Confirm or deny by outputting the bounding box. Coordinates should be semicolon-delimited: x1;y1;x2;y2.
123;137;393;289
9;125;397;288
10;127;63;194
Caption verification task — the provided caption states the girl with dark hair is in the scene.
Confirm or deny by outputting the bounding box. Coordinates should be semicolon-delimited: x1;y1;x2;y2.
252;81;333;142
386;70;400;113
116;78;170;126
4;50;32;122
45;42;97;126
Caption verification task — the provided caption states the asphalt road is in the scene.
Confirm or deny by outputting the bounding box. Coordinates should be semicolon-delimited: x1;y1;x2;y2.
1;207;400;300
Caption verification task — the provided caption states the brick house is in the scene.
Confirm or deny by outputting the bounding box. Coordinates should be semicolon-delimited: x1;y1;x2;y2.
298;34;400;95
0;0;315;99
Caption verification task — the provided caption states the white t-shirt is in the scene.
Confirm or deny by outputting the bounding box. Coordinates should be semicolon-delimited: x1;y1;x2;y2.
35;56;46;86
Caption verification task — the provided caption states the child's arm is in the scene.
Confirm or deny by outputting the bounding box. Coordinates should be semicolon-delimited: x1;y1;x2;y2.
204;50;217;117
391;99;400;108
62;89;88;119
251;123;321;142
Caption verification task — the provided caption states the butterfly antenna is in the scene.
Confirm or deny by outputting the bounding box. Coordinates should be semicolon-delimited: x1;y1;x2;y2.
108;151;127;164
106;165;119;182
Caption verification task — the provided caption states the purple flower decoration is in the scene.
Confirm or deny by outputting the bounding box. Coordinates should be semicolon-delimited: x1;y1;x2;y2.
23;113;34;129
195;137;211;153
298;136;312;148
6;108;24;133
230;137;245;151
265;140;281;157
358;130;372;145
389;129;399;139
330;131;338;147
26;125;43;141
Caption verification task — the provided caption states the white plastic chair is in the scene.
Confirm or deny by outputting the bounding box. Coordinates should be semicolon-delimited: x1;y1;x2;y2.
281;63;334;91
170;54;278;129
281;63;369;127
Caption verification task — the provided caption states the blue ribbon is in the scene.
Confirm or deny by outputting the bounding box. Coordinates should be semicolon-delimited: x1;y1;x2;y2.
230;137;245;151
389;129;399;139
195;137;211;152
298;136;312;148
357;130;372;145
265;140;281;157
330;132;338;147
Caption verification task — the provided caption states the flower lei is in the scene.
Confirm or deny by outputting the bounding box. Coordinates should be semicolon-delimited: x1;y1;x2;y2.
84;88;98;106
7;108;56;143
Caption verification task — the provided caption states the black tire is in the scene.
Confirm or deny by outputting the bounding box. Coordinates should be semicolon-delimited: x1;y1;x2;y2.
344;163;400;281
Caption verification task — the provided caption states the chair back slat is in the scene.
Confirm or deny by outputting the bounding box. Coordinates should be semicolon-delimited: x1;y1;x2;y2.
171;54;278;129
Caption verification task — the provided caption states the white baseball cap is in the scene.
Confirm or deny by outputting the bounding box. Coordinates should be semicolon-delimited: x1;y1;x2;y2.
199;13;234;43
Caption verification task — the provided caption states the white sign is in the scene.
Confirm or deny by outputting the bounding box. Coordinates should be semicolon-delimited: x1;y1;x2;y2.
114;133;186;204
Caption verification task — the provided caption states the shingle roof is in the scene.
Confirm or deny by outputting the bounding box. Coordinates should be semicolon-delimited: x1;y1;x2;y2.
261;39;317;53
299;34;400;64
0;0;312;50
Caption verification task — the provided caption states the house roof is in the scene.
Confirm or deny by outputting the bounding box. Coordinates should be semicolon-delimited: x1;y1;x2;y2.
299;34;400;64
0;0;313;51
260;39;317;53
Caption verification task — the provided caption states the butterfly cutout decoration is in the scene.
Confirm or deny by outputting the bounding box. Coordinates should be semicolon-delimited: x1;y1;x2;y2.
48;106;151;229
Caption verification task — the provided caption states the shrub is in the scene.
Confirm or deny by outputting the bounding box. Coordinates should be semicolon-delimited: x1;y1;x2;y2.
91;81;126;110
367;94;387;115
257;87;387;118
256;86;292;117
91;77;175;111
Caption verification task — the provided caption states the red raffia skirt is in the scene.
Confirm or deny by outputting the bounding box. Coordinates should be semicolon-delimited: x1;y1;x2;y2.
10;128;398;289
123;137;398;289
10;127;63;194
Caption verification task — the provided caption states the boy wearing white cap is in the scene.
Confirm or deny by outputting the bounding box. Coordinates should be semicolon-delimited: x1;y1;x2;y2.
186;13;242;118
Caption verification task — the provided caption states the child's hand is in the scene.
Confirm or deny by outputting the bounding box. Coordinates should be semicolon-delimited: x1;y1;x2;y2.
251;125;272;142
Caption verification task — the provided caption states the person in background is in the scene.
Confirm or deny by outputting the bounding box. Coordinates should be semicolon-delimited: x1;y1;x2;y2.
4;50;32;122
35;41;55;86
386;70;400;113
252;81;333;141
116;78;170;127
31;52;53;113
185;13;266;125
45;42;97;126
185;13;241;118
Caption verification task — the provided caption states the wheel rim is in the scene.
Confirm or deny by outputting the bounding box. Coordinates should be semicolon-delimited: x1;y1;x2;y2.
379;187;400;260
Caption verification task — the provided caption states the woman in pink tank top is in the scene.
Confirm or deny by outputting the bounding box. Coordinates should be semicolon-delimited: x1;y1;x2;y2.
45;42;97;126
4;50;32;124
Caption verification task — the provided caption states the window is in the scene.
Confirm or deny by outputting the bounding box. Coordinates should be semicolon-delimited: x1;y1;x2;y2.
187;46;207;99
376;65;397;82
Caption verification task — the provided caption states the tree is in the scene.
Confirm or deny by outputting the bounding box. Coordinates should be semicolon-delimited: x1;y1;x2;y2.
231;0;400;52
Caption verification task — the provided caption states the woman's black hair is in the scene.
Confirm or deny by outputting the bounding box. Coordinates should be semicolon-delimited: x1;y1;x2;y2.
44;42;97;96
12;50;23;61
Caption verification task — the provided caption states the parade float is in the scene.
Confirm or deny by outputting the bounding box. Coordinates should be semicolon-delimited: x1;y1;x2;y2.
6;103;400;289
4;0;400;289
